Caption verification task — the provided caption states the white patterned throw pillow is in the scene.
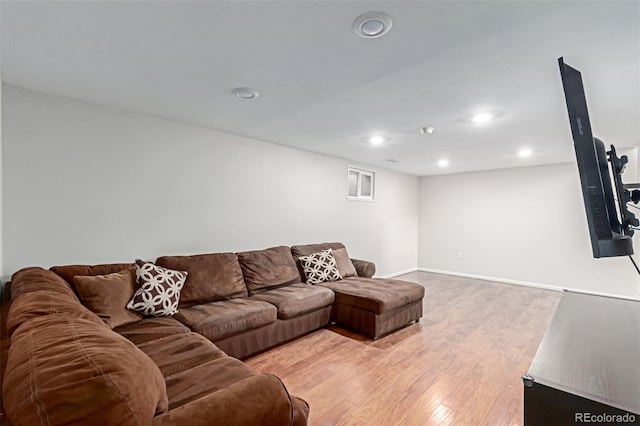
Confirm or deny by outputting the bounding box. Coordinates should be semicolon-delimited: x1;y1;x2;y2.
299;249;342;284
127;259;187;316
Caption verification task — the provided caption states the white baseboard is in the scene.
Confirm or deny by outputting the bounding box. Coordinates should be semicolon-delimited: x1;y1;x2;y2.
379;268;419;279
417;267;640;301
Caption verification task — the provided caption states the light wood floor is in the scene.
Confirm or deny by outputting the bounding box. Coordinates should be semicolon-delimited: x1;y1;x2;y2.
245;271;562;426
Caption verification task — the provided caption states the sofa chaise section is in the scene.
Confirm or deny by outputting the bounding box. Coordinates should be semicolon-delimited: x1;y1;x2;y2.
319;276;424;339
291;243;424;339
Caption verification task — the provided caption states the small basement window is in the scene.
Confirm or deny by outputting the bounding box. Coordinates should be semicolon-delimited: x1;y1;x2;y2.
347;166;375;201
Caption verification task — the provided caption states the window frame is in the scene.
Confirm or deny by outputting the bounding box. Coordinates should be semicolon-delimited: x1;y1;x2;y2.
347;166;376;201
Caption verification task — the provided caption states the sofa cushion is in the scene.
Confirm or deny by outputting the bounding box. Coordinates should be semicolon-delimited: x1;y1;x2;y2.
155;252;247;307
164;356;262;410
250;283;335;320
114;316;190;345
136;332;227;377
50;262;135;293
299;248;342;284
8;267;105;337
11;266;79;300
3;314;168;425
73;268;143;329
318;276;425;315
128;259;187;316
291;242;346;258
237;246;300;294
291;242;349;282
173;298;277;341
333;247;358;278
152;373;299;426
7;290;105;337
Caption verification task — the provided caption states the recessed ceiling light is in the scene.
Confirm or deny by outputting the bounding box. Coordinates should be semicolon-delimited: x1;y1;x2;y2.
471;112;493;124
438;159;449;167
420;126;435;134
232;87;260;100
518;148;533;158
353;12;392;38
369;135;385;145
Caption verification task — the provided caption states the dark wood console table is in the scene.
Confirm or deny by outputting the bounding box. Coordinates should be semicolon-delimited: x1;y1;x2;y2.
523;290;640;425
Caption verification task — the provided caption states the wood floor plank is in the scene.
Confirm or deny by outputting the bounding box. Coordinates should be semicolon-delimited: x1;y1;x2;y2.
309;398;359;426
245;271;561;425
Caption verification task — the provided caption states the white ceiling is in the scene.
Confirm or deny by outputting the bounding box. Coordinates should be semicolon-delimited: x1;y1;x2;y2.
1;1;639;176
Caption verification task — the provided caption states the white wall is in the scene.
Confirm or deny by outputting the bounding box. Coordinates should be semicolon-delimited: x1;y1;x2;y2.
2;86;419;279
7;84;638;297
419;163;640;298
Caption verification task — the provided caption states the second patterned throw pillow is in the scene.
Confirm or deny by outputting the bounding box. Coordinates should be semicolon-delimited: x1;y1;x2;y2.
127;259;187;316
299;248;342;284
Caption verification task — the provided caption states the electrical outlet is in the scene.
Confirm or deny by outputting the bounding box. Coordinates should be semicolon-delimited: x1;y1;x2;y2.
457;251;463;259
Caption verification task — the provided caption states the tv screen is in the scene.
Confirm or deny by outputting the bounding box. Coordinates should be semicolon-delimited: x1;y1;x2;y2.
558;57;636;258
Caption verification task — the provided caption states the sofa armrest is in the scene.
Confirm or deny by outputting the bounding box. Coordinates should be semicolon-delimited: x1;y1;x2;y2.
152;373;305;426
291;396;310;426
351;258;375;278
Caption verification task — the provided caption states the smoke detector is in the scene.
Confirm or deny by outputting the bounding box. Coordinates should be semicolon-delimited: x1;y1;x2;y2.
353;12;392;38
232;87;260;100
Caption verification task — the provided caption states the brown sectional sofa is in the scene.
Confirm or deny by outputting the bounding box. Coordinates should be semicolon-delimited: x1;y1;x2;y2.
1;242;424;425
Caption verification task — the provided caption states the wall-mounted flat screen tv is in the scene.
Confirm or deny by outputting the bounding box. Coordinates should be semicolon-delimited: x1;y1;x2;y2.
558;57;638;258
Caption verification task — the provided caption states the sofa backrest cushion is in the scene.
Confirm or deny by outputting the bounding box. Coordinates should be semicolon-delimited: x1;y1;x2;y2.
7;290;106;337
7;267;105;337
3;314;168;426
50;262;135;295
291;242;357;282
11;266;79;300
73;268;143;329
237;246;300;294
332;248;358;278
155;253;247;307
